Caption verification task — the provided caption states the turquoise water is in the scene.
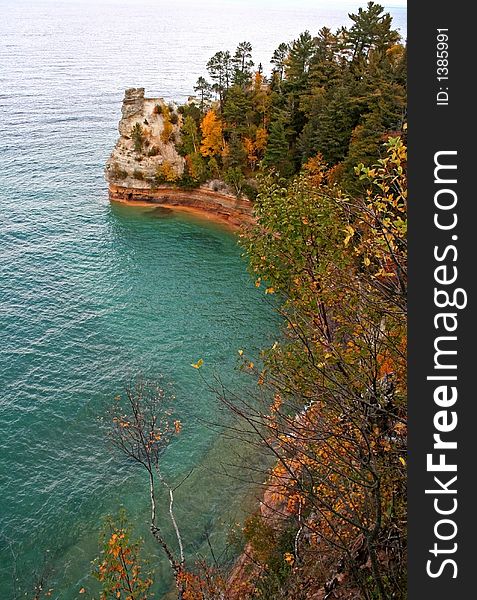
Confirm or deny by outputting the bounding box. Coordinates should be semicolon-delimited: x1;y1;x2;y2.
0;1;406;596
0;195;280;595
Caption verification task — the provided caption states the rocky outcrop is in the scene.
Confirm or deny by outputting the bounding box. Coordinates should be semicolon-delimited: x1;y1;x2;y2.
108;183;254;228
226;474;291;599
105;88;254;227
106;87;185;188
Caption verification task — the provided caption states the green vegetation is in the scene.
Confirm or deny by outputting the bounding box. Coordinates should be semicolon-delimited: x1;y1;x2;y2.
131;123;145;154
110;162;128;180
96;4;407;599
92;510;153;600
170;1;406;194
234;136;407;598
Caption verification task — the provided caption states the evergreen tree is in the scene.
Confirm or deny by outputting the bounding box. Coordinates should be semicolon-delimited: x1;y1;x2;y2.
271;42;290;83
262;119;293;176
206;50;233;107
304;82;359;165
224;133;247;170
233;41;254;87
308;27;342;89
285;31;315;87
343;109;386;189
131;123;144;153
193;76;212;114
344;2;400;69
223;84;253;134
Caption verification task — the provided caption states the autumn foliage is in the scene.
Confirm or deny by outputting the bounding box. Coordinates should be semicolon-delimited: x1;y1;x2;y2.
92;510;153;600
98;5;407;599
170;1;406;197
200;111;223;158
232;137;407;598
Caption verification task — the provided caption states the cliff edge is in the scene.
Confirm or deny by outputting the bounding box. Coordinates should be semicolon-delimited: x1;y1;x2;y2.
105;88;254;227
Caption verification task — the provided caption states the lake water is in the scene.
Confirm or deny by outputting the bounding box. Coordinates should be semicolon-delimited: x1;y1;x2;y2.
0;0;406;597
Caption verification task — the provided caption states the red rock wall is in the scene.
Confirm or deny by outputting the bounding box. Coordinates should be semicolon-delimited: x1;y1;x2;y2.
109;184;255;228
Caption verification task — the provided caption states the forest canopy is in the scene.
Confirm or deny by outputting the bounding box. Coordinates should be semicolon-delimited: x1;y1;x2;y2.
172;1;406;196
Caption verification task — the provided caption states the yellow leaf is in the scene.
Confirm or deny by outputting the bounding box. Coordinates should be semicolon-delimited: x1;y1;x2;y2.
238;349;244;356
284;552;295;565
399;456;406;467
265;287;275;294
343;225;355;247
191;358;204;369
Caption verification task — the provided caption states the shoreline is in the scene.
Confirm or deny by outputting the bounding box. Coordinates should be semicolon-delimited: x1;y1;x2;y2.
109;196;244;231
107;183;255;230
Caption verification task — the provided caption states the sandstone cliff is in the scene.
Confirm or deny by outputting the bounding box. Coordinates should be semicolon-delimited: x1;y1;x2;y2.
106;88;184;188
105;88;254;227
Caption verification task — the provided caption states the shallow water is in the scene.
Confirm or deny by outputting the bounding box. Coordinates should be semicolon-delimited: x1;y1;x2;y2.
0;1;406;596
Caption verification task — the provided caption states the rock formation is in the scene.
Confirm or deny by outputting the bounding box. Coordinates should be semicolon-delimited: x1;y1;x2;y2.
106;87;185;188
105;88;254;227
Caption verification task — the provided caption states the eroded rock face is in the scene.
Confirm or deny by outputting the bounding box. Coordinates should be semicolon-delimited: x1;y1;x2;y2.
108;183;254;228
105;89;255;226
105;88;185;189
121;87;145;119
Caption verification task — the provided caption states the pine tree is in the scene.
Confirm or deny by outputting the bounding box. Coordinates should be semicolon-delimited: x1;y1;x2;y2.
223;84;253;134
306;82;359;165
224;133;247;170
193;76;212;114
233;41;254;87
343;109;386;189
344;2;400;69
271;42;289;83
206;50;233;108
285;31;315;87
308;27;342;89
262;119;293;176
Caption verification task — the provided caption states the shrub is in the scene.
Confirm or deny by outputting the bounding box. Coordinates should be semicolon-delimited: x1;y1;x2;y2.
133;169;144;180
110;162;128;180
176;174;201;189
131;123;144;153
242;180;259;201
155;161;179;184
161;118;174;144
